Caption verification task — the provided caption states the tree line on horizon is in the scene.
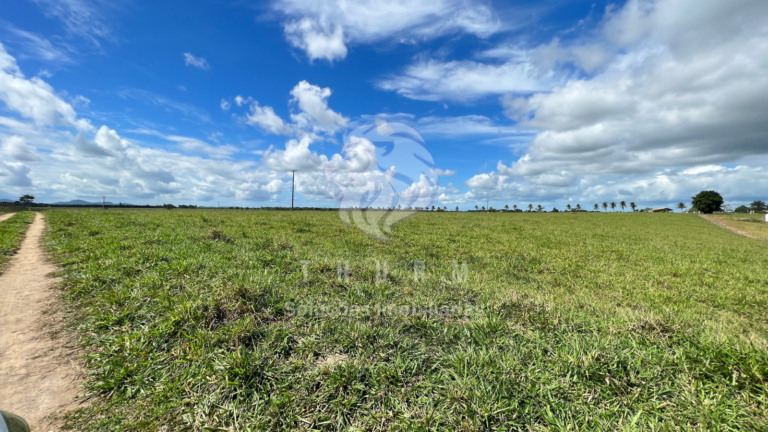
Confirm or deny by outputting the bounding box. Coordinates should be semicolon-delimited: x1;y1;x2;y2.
5;191;765;214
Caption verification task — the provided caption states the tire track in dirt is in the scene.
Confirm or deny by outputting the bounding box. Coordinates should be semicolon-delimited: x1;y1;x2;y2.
700;214;768;242
0;213;16;223
0;213;83;430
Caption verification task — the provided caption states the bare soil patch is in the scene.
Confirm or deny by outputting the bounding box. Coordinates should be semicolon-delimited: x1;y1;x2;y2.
0;213;83;430
0;213;16;223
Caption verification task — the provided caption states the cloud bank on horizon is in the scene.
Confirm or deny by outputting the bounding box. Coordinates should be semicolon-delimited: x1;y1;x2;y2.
1;0;767;208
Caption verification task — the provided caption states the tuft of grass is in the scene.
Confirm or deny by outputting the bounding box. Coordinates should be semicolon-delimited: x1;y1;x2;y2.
44;210;768;430
0;211;35;274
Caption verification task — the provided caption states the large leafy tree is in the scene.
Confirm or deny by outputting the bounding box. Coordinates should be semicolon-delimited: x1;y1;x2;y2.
750;200;767;212
18;194;35;205
691;190;724;214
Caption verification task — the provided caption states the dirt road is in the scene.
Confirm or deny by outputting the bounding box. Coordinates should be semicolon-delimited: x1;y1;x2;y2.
0;213;16;223
0;213;82;430
700;214;768;242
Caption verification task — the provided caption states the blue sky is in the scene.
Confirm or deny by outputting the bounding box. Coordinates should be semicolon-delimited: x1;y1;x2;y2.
1;0;767;209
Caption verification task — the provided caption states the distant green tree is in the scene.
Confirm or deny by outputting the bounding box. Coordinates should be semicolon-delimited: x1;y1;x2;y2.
475;205;479;211
610;202;616;212
504;204;509;211
630;202;637;212
536;204;544;212
691;190;724;214
677;202;687;212
513;204;518;211
455;206;459;211
734;205;750;213
620;201;626;212
750;200;767;212
527;204;533;212
552;207;559;212
602;202;608;212
593;204;599;211
163;204;176;210
566;204;571;211
18;194;35;205
575;204;582;212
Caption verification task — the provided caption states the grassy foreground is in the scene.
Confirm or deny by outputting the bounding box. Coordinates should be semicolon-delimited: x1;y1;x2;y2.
44;209;768;430
0;211;35;274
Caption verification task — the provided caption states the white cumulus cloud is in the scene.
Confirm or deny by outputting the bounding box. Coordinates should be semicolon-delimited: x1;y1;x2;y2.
272;0;502;62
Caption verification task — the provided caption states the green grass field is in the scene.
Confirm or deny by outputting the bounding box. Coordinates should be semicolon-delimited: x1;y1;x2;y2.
43;209;768;430
0;211;35;274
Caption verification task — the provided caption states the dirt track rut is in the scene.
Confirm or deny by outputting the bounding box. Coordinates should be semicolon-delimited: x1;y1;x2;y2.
0;213;82;430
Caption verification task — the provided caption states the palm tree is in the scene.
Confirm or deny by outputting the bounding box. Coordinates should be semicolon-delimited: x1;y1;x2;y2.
630;202;636;212
513;204;518;212
610;202;616;212
566;204;572;212
504;204;509;211
527;204;533;212
536;204;544;212
602;202;608;212
593;204;599;211
443;206;447;211
575;204;581;212
620;201;626;212
481;206;485;211
455;206;459;211
397;205;401;210
677;202;687;212
475;205;479;211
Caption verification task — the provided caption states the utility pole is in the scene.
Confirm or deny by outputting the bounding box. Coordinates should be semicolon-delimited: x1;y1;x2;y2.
291;170;297;211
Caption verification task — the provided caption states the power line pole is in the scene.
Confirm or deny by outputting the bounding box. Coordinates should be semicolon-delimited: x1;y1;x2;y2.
291;170;297;211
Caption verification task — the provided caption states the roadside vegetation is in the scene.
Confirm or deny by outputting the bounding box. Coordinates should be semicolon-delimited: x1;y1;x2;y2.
0;211;35;273
44;209;768;430
705;213;768;241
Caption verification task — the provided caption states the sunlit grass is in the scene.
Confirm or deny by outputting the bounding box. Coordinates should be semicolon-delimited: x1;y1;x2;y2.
44;209;768;430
